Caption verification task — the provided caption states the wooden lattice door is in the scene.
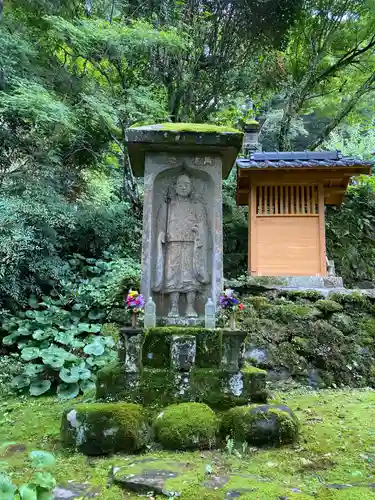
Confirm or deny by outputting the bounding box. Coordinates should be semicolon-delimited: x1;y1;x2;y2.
249;184;326;276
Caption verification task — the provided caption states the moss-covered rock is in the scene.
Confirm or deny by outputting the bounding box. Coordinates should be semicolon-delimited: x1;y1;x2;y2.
61;402;150;455
315;300;343;316
154;402;219;450
329;292;372;313
221;404;299;446
277;290;324;302
268;303;314;323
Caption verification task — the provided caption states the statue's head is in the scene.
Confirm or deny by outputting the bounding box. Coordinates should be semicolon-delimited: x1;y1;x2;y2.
175;173;192;198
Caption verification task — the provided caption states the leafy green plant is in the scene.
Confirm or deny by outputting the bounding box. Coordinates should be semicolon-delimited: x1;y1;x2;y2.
225;436;234;456
2;297;116;399
0;450;56;499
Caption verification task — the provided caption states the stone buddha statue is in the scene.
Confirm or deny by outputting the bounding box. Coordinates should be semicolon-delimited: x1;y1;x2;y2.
153;172;210;318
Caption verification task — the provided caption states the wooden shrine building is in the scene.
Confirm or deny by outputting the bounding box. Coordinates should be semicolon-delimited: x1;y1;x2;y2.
236;151;372;277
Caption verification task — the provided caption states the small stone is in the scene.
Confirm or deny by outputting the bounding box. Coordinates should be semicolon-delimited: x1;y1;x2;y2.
325;484;353;490
4;443;26;456
203;476;229;489
113;469;180;497
53;482;100;499
225;489;257;498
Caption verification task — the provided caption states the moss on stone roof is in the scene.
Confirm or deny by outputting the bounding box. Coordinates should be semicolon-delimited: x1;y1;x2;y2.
133;122;243;134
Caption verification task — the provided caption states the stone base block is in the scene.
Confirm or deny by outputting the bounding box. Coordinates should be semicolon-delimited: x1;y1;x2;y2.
160;316;204;327
96;364;267;410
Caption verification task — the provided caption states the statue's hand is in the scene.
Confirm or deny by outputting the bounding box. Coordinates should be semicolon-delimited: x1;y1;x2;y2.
159;232;166;244
192;224;199;234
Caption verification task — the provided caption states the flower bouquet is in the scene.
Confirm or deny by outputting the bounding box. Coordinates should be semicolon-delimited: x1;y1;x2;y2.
125;289;145;328
219;288;244;329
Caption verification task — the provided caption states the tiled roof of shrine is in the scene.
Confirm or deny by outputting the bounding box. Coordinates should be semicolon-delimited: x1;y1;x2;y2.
236;151;373;169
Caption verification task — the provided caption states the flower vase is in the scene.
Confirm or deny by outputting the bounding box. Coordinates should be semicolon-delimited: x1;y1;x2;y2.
229;312;236;330
131;311;137;328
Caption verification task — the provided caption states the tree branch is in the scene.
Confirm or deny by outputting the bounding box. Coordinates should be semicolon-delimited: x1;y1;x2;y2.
308;72;375;150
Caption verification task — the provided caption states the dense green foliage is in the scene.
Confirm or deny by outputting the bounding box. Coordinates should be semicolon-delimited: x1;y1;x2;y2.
0;450;57;499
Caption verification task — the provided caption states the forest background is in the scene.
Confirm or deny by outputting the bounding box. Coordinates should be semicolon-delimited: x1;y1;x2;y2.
1;0;375;397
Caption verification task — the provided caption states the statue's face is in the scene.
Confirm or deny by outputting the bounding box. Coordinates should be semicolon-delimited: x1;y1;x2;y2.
176;175;191;198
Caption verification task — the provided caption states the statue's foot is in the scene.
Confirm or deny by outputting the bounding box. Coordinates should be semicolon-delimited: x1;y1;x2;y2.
185;306;198;318
168;306;179;318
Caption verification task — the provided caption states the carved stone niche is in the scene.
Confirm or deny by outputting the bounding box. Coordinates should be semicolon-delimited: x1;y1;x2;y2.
143;154;222;321
170;335;197;372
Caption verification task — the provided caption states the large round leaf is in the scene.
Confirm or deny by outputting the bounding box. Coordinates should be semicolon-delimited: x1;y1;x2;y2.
57;383;80;400
18;326;32;336
19;483;37;500
29;380;51;397
83;342;105;356
59;367;79;383
88;309;105;321
0;473;16;500
2;333;19;345
78;323;91;333
29;451;56;469
79;379;96;394
21;347;40;361
33;471;56;489
54;331;74;346
11;375;31;389
41;346;76;369
41;355;64;369
32;329;53;341
24;364;45;377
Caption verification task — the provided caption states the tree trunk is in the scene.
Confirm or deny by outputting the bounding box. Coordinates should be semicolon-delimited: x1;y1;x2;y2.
122;148;141;210
308;72;375;151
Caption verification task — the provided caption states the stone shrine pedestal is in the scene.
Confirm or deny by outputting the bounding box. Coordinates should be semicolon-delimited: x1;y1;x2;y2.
125;123;243;322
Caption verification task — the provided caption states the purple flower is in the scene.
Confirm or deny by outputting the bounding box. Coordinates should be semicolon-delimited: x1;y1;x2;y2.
136;295;145;307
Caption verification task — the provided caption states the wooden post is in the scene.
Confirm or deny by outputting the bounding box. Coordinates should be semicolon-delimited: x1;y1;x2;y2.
248;181;257;275
318;184;327;276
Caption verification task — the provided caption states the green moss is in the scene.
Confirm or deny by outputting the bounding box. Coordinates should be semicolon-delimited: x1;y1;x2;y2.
358;317;375;337
315;300;343;315
143;327;221;368
244;119;259;125
154;402;219;450
278;290;324;302
101;323;120;343
61;402;150;455
190;368;267;409
267;303;314;323
140;369;175;406
329;292;372;313
155;122;243;134
221;404;299;447
96;362;266;408
96;361;140;401
244;296;271;311
3;389;375;498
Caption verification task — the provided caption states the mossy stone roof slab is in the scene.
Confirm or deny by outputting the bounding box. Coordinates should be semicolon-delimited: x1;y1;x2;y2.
125;123;244;178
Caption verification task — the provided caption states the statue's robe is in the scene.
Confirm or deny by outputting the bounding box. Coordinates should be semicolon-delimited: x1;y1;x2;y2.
153;195;209;293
